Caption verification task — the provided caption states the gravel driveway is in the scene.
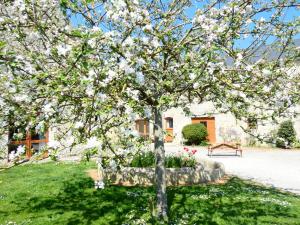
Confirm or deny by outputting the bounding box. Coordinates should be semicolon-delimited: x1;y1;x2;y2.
165;144;300;195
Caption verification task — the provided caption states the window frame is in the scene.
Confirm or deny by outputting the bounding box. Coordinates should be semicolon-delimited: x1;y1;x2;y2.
8;129;49;159
135;119;150;138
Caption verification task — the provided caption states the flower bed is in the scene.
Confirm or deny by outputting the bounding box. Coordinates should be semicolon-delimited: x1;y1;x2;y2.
88;147;225;186
129;147;198;168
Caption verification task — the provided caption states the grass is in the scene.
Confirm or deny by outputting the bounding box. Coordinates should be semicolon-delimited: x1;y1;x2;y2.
0;163;300;224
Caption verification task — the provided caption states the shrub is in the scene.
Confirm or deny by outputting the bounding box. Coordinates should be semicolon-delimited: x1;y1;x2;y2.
276;120;296;149
130;151;196;168
165;155;196;168
292;139;300;149
130;151;155;167
198;141;210;146
182;123;208;145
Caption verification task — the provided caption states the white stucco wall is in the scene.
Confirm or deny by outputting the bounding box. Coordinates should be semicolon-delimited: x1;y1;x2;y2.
163;102;249;145
162;102;300;146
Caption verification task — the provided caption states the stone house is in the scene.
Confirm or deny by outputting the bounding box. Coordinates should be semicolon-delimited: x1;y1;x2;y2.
135;102;300;145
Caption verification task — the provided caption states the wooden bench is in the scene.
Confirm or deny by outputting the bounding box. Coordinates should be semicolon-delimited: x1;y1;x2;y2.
208;143;243;157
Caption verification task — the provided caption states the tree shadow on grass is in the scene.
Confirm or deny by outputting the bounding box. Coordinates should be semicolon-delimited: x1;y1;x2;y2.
167;177;300;224
24;175;300;225
27;176;156;225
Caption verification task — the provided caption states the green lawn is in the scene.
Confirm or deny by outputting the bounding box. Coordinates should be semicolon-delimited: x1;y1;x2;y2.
0;162;300;225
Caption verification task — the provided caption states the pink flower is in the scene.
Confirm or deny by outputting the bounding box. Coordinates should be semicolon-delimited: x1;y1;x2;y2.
183;147;189;152
191;149;197;155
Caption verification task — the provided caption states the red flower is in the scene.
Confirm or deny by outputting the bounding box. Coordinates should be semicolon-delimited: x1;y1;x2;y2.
183;147;189;152
191;149;197;155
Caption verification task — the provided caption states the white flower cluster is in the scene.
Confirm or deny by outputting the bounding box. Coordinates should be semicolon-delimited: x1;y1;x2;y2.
105;0;150;26
191;194;210;200
260;197;291;207
56;44;72;56
109;159;117;171
8;145;25;161
85;137;101;149
48;140;60;149
94;180;105;189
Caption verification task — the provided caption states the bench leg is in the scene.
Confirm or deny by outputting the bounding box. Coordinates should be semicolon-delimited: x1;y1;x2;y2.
208;150;212;157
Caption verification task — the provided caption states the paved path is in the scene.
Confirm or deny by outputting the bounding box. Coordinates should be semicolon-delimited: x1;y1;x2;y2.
165;144;300;195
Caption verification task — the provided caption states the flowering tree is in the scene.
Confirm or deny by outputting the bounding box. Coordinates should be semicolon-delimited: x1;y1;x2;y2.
1;0;299;220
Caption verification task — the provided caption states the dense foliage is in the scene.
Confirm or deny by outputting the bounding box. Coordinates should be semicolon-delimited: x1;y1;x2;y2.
276;120;297;148
182;124;208;145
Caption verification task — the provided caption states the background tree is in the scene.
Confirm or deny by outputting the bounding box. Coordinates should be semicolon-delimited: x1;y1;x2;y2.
1;0;299;220
276;120;296;148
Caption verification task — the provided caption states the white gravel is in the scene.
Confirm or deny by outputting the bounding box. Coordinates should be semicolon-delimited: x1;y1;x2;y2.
165;144;300;195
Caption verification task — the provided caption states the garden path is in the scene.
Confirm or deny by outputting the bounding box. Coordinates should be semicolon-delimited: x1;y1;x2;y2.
165;144;300;195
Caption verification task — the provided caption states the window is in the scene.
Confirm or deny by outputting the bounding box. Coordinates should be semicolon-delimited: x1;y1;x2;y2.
8;126;49;158
164;117;174;142
165;117;173;129
135;119;149;137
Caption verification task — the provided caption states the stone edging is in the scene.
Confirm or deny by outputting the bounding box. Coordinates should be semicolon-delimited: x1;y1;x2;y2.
88;160;225;186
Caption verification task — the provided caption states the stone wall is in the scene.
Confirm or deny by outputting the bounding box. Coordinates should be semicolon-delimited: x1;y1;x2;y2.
88;159;225;186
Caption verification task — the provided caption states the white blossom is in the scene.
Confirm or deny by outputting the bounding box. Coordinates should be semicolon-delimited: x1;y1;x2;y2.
245;5;253;13
151;38;160;48
88;69;96;77
14;0;26;11
109;159;117;171
44;103;54;114
193;82;200;89
86;136;101;149
189;73;196;80
88;38;96;48
123;37;134;46
14;94;28;103
86;86;95;97
262;69;272;76
74;121;84;129
56;44;72;56
48;140;60;149
16;145;25;155
91;26;100;32
95;180;105;189
8;151;16;161
143;24;153;31
136;58;146;66
136;72;145;84
119;60;135;74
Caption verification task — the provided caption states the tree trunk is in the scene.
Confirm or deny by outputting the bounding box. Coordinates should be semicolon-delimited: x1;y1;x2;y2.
153;107;168;221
